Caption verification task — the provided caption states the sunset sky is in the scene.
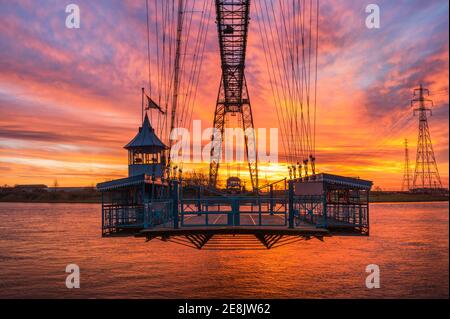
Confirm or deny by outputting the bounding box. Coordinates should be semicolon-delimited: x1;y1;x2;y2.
0;0;448;190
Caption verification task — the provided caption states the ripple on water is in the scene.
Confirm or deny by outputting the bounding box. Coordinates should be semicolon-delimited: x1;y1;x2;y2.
0;202;448;298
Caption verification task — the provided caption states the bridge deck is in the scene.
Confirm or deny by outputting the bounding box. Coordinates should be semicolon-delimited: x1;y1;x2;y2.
138;225;329;250
181;211;287;227
139;225;329;237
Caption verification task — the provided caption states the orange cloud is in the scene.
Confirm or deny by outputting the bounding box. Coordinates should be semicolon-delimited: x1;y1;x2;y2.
0;0;448;189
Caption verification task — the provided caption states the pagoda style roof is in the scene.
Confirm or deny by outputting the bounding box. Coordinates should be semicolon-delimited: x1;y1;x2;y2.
124;114;168;152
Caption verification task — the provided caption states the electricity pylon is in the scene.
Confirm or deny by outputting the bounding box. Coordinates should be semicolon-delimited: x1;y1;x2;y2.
401;139;411;191
411;84;442;190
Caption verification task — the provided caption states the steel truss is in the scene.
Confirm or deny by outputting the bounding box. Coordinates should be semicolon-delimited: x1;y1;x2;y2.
209;0;258;190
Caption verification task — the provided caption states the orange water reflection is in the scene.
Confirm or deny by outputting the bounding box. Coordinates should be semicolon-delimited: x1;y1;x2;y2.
0;202;448;298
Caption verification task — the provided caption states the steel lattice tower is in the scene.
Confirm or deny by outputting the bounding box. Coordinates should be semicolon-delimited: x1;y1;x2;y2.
401;139;411;191
411;84;443;190
209;0;258;190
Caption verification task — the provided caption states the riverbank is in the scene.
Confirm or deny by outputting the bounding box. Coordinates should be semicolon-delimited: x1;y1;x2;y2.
0;189;100;203
369;191;448;202
0;188;447;203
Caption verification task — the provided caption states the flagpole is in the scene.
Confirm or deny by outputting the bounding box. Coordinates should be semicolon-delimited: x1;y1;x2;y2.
141;87;145;124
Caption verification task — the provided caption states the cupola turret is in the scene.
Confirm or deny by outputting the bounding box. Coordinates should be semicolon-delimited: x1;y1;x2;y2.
124;114;168;178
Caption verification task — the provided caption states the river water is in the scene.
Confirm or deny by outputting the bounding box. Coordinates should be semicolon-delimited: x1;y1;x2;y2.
0;202;448;298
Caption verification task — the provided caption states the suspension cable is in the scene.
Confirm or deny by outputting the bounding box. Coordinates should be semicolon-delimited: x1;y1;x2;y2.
254;0;319;177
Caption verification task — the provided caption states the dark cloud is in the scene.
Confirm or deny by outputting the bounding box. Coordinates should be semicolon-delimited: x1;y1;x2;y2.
0;127;68;143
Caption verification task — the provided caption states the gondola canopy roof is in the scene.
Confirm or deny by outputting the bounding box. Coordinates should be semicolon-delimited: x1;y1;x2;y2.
124;114;167;153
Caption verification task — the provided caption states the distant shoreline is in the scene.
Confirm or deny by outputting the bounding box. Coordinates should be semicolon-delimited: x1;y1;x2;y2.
369;192;449;203
0;197;449;205
0;199;100;204
370;198;449;203
0;188;449;204
0;200;447;204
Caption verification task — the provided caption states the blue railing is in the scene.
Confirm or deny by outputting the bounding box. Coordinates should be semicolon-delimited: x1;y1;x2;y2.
102;200;173;235
180;196;288;227
102;180;369;235
292;195;326;227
